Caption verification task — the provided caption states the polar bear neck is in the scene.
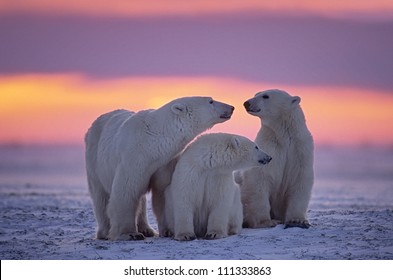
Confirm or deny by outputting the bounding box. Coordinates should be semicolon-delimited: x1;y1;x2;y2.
143;108;203;153
259;106;309;143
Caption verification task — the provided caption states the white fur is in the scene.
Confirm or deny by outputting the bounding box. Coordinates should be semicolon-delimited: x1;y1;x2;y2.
85;97;234;240
238;89;314;229
164;133;272;241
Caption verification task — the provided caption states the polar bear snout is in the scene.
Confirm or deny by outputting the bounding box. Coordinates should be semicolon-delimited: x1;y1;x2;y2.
219;105;235;120
243;100;260;114
244;100;251;110
258;155;272;165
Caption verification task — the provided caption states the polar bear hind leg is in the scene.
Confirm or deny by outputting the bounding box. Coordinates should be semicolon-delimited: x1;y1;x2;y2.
137;195;157;237
87;176;110;240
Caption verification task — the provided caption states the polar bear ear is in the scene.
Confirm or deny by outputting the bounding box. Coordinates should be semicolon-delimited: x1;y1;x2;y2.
230;136;241;150
171;103;187;115
291;96;301;105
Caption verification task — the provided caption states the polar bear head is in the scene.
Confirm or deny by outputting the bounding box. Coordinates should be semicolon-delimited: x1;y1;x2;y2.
243;89;301;120
185;133;272;171
164;96;234;135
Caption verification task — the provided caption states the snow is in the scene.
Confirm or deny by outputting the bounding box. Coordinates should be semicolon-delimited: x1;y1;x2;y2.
0;145;392;260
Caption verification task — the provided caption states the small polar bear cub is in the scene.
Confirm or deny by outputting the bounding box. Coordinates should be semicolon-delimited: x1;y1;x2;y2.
164;133;272;241
237;89;314;229
85;97;234;241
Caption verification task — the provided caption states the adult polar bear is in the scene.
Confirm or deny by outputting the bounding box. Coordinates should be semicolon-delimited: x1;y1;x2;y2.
85;97;234;241
164;133;272;241
236;89;314;229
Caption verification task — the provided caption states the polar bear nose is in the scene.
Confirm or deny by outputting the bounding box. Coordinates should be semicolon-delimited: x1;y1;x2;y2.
267;156;272;162
220;106;235;119
244;100;260;113
244;101;251;110
259;156;272;165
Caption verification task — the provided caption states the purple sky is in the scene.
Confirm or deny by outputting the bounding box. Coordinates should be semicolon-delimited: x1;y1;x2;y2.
1;13;393;91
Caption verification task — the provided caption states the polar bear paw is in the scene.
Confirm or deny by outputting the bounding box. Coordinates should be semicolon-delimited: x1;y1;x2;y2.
174;232;197;241
109;232;146;241
96;229;109;240
243;218;279;228
284;219;311;229
138;227;157;238
205;231;226;240
160;229;174;238
129;232;147;240
259;219;280;228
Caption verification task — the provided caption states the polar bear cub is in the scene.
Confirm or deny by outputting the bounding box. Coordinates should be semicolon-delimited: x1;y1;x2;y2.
85;97;234;241
237;89;314;229
164;133;272;241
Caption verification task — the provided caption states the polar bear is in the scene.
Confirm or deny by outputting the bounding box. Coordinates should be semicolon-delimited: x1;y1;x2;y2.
236;89;314;229
163;133;272;241
85;97;234;240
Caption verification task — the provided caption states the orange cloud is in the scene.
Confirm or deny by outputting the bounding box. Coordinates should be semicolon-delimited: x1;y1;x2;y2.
0;74;254;144
1;74;393;146
1;0;393;18
292;86;393;146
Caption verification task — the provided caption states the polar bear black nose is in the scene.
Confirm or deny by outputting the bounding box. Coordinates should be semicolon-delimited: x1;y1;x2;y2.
259;156;272;165
244;101;251;110
267;156;272;162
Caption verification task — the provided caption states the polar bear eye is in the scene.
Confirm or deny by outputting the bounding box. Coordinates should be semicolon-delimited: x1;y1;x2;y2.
255;146;259;150
209;99;214;104
262;95;269;99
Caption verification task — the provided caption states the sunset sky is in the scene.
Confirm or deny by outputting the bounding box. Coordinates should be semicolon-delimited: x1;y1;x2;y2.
1;0;393;147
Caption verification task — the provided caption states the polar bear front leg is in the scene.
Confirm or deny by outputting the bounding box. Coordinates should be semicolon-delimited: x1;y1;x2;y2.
107;194;143;240
284;183;312;229
173;208;196;241
242;181;277;228
243;195;277;228
107;169;148;240
205;205;229;240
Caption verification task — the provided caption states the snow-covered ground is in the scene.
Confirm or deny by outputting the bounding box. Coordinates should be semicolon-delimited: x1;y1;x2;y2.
0;145;392;259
